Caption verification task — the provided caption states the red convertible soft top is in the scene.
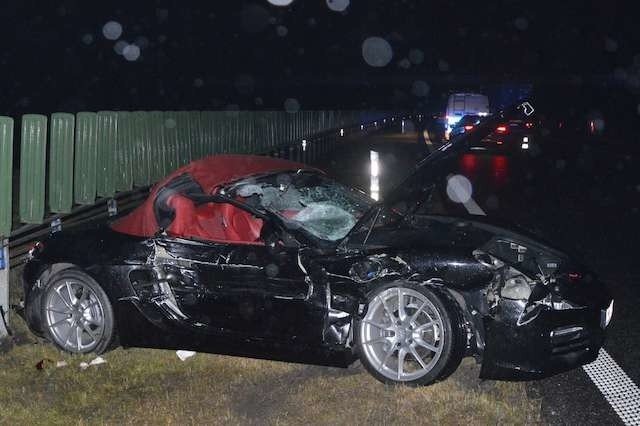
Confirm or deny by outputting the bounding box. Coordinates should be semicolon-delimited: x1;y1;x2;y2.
111;154;311;238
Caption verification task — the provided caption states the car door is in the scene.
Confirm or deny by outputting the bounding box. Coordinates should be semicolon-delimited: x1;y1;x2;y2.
154;207;323;344
198;240;324;344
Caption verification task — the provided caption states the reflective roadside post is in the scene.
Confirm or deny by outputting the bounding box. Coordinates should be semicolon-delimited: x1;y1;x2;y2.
0;116;12;339
0;238;9;338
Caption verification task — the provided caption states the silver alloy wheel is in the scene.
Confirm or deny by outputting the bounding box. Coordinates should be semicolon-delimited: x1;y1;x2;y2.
359;287;445;382
44;280;106;353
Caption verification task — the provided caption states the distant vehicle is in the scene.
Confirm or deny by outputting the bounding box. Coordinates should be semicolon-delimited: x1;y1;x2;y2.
449;114;483;140
476;118;538;152
445;93;490;140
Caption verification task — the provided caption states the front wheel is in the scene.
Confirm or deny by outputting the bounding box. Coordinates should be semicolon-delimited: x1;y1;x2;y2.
356;282;463;386
40;269;115;354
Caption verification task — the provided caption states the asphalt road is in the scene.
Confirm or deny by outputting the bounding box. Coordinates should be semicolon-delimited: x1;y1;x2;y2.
318;120;640;425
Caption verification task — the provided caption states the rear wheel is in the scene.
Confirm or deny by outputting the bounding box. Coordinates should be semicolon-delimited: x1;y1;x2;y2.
356;282;463;386
40;269;115;354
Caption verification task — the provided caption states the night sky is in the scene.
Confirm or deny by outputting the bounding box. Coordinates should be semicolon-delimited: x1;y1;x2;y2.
1;0;638;122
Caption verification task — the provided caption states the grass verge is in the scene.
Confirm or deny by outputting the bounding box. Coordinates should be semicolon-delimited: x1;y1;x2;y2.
0;319;540;425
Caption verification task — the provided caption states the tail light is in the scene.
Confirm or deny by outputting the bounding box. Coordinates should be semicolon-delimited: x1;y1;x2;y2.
568;272;582;282
464;125;474;131
525;122;534;129
495;125;508;134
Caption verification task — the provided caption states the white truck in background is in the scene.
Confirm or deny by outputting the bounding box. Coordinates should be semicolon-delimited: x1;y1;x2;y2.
444;93;490;140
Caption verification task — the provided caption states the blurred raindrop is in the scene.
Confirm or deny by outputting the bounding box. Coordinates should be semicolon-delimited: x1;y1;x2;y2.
255;97;264;106
164;118;177;129
514;17;528;31
408;48;424;64
284;98;300;113
604;37;618;52
267;0;294;6
326;0;350;12
276;25;288;37
114;40;128;55
81;34;94;45
193;78;204;88
593;118;605;132
438;59;449;72
123;44;141;61
446;175;473;203
134;36;150;49
411;80;430;97
241;4;270;33
102;21;123;41
398;58;411;69
362;37;393;67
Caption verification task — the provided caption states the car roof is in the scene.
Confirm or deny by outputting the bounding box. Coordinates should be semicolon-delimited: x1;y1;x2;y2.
111;154;315;237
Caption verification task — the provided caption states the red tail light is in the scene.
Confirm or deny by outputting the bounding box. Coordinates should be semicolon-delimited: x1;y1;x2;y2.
495;125;508;134
464;125;474;131
568;272;582;282
524;122;534;128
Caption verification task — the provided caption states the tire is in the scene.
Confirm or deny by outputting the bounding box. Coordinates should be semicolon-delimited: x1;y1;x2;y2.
40;268;115;354
355;281;464;386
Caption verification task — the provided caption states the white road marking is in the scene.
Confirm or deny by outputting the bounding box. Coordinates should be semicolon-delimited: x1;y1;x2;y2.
583;349;640;425
458;186;639;424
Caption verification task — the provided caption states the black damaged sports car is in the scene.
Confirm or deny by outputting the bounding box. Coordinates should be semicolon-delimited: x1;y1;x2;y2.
23;103;613;386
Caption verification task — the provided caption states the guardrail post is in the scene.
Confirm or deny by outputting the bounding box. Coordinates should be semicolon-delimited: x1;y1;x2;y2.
74;112;98;205
19;114;48;223
0;117;13;236
0;239;9;338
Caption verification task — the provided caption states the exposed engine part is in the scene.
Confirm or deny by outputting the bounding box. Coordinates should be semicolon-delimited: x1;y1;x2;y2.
154;280;189;320
325;284;351;346
500;268;532;300
348;254;410;283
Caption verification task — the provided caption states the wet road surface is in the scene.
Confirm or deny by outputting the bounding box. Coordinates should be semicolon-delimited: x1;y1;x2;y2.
318;121;640;425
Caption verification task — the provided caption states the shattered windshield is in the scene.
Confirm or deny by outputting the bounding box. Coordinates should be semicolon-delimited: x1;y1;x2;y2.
229;171;373;242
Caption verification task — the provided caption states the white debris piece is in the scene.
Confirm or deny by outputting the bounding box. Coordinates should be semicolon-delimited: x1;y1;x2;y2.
89;356;107;366
56;360;68;368
79;356;107;370
176;350;196;361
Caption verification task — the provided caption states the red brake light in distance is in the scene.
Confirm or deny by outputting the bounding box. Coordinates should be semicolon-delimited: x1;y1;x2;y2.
464;125;474;131
495;125;508;134
568;272;582;282
524;122;534;128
